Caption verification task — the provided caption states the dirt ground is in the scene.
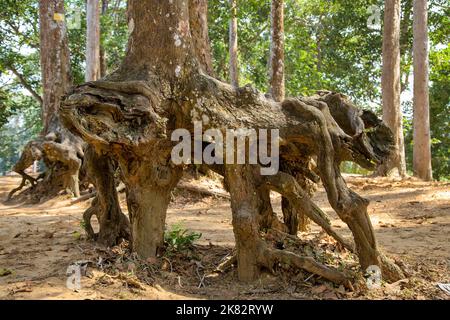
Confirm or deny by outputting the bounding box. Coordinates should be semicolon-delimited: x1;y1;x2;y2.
0;174;449;300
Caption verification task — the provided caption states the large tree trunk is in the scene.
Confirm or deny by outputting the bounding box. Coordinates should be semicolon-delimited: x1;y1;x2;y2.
269;0;285;102
229;0;239;87
61;0;404;283
377;0;407;177
86;0;101;81
412;0;433;181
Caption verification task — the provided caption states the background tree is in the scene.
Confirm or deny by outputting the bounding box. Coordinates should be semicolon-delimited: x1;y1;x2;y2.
0;0;128;177
229;0;239;86
86;0;101;81
412;0;433;180
269;0;285;102
6;0;85;201
377;0;407;177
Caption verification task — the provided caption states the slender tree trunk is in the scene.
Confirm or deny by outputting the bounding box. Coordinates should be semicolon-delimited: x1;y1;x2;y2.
269;0;285;102
400;0;413;93
39;0;72;133
86;0;101;81
100;0;109;77
378;0;407;177
413;0;432;181
229;0;239;87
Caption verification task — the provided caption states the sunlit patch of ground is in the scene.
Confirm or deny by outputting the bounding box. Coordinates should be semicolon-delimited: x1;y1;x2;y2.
0;175;449;300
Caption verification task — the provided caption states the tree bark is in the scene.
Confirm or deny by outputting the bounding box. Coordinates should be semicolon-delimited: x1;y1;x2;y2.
412;0;433;181
39;0;72;133
61;0;404;282
121;144;182;258
100;0;109;77
269;0;285;102
229;0;239;87
86;0;101;81
189;0;214;76
82;146;130;245
378;0;407;177
9;0;84;201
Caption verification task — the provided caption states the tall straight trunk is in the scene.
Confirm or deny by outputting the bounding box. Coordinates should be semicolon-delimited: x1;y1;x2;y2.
269;0;285;102
189;0;214;76
379;0;406;177
86;0;101;81
39;0;72;133
229;0;239;87
100;0;109;77
412;0;432;180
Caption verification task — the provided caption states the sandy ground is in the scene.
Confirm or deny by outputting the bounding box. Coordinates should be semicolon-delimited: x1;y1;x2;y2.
0;174;449;300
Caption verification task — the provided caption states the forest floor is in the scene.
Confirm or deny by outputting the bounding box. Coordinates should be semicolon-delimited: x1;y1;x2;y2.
0;174;449;300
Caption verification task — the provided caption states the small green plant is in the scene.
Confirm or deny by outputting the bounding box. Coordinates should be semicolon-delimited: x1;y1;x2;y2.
164;224;202;253
79;219;87;231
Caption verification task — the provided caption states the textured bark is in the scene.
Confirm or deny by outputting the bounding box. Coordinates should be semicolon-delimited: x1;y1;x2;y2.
413;0;433;181
229;0;239;87
225;165;349;284
61;0;404;283
82;146;130;245
269;0;285;102
378;0;407;177
122;144;182;258
86;0;101;81
39;0;72;133
189;0;214;76
100;0;109;77
280;159;316;234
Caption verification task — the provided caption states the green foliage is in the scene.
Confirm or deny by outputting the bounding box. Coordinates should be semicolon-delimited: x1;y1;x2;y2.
0;95;41;174
164;224;202;253
209;0;385;103
429;45;450;180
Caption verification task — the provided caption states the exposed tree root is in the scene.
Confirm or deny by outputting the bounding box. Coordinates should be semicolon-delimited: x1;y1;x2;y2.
225;164;350;286
7;173;37;201
8;130;85;202
263;247;350;287
264;172;354;252
215;253;237;273
81;146;130;246
177;182;230;199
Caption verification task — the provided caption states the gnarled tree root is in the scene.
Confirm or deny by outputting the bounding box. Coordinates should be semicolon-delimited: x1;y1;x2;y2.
82;146;130;246
7;172;37;201
264;172;354;252
226;164;350;287
8;131;84;201
262;247;350;287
